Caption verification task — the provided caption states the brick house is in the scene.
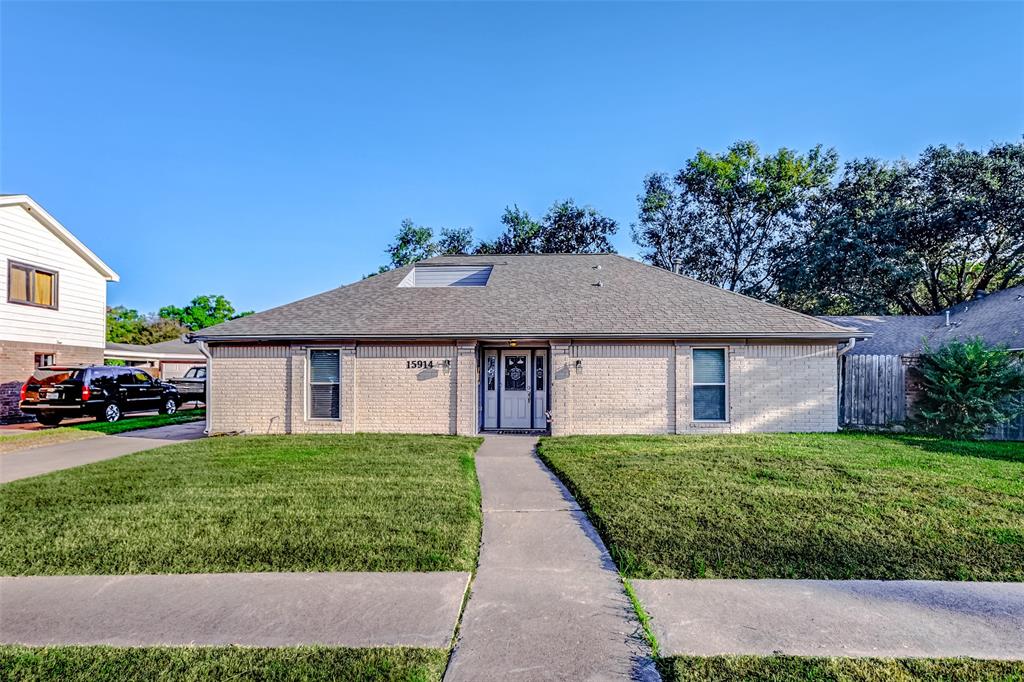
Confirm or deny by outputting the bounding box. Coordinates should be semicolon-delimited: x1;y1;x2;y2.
190;254;863;436
0;195;118;422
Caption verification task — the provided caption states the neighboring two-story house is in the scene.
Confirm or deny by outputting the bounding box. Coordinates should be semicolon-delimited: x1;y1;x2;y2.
0;195;118;422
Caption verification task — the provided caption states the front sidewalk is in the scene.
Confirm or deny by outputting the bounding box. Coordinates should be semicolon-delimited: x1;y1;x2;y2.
0;571;469;648
444;435;654;681
633;578;1024;660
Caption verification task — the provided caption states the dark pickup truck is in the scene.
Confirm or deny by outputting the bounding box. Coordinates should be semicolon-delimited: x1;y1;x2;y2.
20;365;182;426
166;366;206;405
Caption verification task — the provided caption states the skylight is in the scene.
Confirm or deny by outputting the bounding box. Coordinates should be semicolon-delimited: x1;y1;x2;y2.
398;265;492;288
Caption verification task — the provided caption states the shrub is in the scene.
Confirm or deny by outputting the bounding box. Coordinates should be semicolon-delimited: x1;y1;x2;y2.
915;338;1024;439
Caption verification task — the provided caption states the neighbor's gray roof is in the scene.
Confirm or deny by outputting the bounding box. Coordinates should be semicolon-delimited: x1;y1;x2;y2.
194;254;859;341
820;316;941;356
106;338;203;357
821;284;1024;355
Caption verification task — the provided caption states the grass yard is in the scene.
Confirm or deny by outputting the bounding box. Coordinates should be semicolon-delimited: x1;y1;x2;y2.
658;655;1024;681
0;433;482;575
0;409;205;455
538;433;1024;580
0;645;448;682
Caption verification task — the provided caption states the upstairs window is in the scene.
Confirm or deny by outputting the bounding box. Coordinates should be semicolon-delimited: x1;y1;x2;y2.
8;261;58;309
693;348;727;421
309;349;341;419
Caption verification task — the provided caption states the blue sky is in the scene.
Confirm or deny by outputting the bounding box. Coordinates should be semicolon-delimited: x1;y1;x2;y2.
2;1;1021;313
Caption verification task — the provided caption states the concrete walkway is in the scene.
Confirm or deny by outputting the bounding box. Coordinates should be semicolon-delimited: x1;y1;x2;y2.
633;579;1024;660
0;421;205;483
0;571;470;648
445;435;653;681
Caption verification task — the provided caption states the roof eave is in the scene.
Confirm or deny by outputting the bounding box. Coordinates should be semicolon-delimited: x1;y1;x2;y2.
191;331;872;343
0;194;120;281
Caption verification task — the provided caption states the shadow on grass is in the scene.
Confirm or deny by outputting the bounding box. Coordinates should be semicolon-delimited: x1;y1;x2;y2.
839;431;1024;464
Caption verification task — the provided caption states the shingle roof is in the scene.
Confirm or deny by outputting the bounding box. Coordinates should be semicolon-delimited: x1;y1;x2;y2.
820;316;941;355
106;339;203;357
821;284;1024;355
193;254;858;341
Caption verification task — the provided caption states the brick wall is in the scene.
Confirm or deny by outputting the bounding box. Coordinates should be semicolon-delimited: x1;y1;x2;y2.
552;341;838;435
207;339;837;436
0;340;103;423
564;344;675;434
354;345;458;434
208;344;290;434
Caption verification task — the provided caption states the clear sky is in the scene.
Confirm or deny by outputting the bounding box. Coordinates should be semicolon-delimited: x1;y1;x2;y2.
2;1;1021;313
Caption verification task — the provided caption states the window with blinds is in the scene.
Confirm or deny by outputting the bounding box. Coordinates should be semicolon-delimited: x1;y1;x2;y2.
8;261;57;308
309;349;340;419
692;348;727;421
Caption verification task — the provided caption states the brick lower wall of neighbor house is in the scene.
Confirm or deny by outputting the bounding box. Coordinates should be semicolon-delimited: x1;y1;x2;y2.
207;340;838;436
0;340;103;423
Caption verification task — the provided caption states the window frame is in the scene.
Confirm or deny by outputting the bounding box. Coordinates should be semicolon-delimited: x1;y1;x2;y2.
691;346;729;423
34;353;56;368
307;348;341;421
7;260;59;310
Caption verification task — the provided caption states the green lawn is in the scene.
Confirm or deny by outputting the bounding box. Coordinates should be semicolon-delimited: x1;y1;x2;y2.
0;645;448;682
0;409;205;454
0;433;482;575
538;433;1024;580
658;655;1024;681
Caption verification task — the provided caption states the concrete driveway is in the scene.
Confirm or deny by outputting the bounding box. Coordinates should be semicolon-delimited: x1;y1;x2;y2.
0;421;205;483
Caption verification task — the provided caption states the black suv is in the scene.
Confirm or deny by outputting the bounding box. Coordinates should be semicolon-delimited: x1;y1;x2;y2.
20;366;182;426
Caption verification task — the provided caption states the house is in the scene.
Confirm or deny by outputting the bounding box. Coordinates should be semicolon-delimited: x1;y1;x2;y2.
190;254;862;436
105;338;205;378
0;195;118;422
822;285;1024;438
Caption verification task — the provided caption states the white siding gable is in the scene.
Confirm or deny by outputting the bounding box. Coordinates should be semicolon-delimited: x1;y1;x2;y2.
0;204;108;348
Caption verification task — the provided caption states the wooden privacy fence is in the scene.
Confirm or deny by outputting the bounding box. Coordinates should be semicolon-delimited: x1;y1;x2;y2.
839;354;906;427
839;352;1023;440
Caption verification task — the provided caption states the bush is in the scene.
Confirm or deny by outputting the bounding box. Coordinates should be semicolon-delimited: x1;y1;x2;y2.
915;338;1024;439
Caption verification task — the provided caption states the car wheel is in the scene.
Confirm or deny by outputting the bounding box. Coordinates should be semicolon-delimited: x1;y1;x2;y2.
100;402;123;423
37;413;64;427
159;398;178;415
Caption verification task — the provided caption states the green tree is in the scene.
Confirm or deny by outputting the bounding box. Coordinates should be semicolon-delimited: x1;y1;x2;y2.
159;295;252;331
476;200;617;254
106;306;149;343
633;141;837;297
378;220;474;272
106;306;186;344
780;141;1024;314
914;339;1024;439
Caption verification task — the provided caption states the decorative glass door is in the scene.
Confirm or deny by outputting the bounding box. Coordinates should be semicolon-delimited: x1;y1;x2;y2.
500;351;531;428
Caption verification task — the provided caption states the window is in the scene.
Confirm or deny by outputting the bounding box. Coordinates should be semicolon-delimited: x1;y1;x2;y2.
535;355;544;391
692;348;727;421
133;370;152;383
34;353;55;368
486;355;496;391
8;261;58;308
504;354;527;391
309;349;340;419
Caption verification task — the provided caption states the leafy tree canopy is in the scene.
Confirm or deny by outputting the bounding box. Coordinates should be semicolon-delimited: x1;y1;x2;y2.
378;220;473;272
475;199;618;255
106;307;186;345
780;142;1024;314
633;141;836;298
158;295;253;332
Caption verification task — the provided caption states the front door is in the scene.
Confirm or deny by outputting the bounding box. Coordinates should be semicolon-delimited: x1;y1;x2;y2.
500;351;531;428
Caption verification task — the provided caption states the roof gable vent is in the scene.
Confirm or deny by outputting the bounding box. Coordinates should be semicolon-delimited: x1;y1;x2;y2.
399;264;492;288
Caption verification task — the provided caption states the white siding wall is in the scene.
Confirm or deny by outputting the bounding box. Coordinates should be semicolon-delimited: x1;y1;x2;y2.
0;205;108;348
